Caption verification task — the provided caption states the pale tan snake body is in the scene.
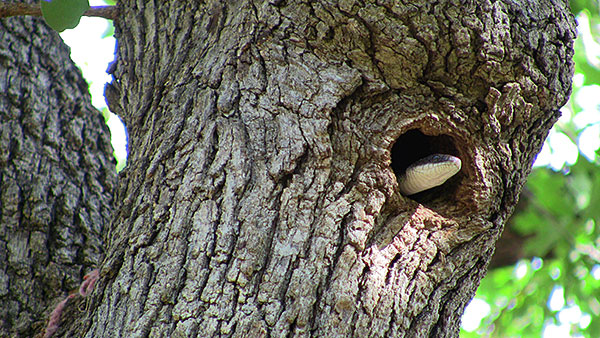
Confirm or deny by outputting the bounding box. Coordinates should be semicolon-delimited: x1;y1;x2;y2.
398;154;462;195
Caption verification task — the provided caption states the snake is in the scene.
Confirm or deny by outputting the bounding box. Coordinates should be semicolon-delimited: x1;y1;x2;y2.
398;154;462;195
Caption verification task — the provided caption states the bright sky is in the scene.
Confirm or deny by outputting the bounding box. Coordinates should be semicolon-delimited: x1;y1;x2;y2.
59;6;126;167
58;5;599;337
534;12;600;171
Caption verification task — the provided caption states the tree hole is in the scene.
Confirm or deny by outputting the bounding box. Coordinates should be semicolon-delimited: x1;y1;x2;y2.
390;129;463;202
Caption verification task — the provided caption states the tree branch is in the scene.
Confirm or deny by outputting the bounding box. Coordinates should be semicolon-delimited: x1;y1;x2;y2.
0;2;118;21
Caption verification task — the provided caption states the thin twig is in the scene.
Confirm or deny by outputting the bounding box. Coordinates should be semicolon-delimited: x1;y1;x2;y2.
0;2;118;21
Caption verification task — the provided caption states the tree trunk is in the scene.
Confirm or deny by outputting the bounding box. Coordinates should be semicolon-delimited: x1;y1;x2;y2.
45;0;577;337
0;13;117;338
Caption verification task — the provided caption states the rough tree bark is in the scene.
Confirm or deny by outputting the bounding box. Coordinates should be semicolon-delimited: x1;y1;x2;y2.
3;0;575;337
70;0;575;337
0;12;116;338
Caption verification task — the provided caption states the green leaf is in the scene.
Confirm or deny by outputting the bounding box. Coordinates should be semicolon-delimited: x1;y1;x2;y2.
40;0;90;32
570;1;600;18
102;20;115;38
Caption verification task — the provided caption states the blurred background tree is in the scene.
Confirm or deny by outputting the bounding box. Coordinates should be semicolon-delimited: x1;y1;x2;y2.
461;1;600;337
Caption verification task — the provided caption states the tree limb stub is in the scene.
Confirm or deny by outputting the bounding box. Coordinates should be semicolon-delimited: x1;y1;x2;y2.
0;2;118;21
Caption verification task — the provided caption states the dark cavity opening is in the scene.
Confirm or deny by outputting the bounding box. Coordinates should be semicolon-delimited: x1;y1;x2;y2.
391;129;462;200
391;130;459;175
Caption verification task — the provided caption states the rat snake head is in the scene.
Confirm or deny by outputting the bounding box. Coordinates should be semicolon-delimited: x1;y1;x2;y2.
398;154;462;195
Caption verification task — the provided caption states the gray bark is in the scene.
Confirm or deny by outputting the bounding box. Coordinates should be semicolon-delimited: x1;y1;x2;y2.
0;13;116;337
62;0;575;337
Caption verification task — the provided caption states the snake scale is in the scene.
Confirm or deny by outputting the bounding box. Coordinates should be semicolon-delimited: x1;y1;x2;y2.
398;154;462;195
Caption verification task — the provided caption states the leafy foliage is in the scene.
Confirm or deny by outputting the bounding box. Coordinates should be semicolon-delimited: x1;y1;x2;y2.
462;6;600;337
464;160;600;337
41;0;89;32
